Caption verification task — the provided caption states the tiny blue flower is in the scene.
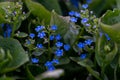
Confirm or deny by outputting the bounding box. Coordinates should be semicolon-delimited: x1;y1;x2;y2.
68;11;75;16
105;34;110;41
85;23;91;27
26;40;31;44
31;58;39;63
82;4;88;9
37;31;46;38
45;61;53;67
47;66;55;71
29;33;35;39
55;34;61;40
86;0;92;4
77;42;85;49
55;42;63;47
99;32;103;37
35;25;45;32
49;35;55;40
50;25;57;31
64;44;70;51
0;23;4;28
52;59;59;64
70;17;78;22
81;18;88;24
70;0;79;8
84;39;93;45
36;44;43;48
3;24;12;38
80;54;87;59
74;12;80;17
55;49;63;57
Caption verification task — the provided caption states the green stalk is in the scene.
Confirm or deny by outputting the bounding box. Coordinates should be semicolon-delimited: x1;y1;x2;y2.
11;23;16;37
114;65;117;80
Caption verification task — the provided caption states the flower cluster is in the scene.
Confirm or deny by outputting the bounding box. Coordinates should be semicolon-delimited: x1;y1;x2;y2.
26;24;71;71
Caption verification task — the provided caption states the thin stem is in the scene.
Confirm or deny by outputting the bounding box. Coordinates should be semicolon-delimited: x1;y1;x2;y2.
28;20;32;33
11;23;16;37
114;65;117;80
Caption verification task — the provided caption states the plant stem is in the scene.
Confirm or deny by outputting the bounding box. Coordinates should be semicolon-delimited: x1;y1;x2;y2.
11;23;16;37
114;65;117;80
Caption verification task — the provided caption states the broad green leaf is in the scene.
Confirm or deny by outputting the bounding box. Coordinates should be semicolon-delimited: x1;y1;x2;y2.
70;57;101;80
24;0;51;24
56;57;70;65
0;38;29;73
38;0;62;14
50;11;78;45
0;77;14;80
100;9;120;43
15;32;28;38
116;0;120;9
89;0;116;17
95;32;118;67
101;9;120;25
25;66;35;80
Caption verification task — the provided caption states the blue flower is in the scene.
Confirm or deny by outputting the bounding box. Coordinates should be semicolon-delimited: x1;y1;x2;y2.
31;58;39;63
55;34;61;40
0;23;4;28
49;35;55;40
50;25;57;31
70;17;78;22
85;23;91;27
70;0;79;8
36;44;43;48
47;66;55;71
82;4;88;9
81;18;88;24
55;49;63;57
45;61;55;71
29;33;35;39
68;11;75;16
3;24;12;38
52;59;59;64
55;42;63;48
45;61;53;67
64;44;70;51
105;34;110;41
74;12;80;17
86;0;92;4
84;39;93;45
35;25;45;32
37;31;46;38
80;54;87;59
77;42;85;49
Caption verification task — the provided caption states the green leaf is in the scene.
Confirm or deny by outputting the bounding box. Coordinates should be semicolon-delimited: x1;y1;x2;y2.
116;0;120;9
38;0;62;14
100;9;120;43
95;32;118;67
56;57;70;65
24;0;51;24
0;77;14;80
89;0;116;17
15;32;28;38
70;57;101;80
101;9;120;25
50;11;78;45
0;38;29;73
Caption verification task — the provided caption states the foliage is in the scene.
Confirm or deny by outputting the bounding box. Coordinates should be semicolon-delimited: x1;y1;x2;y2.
0;0;120;80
